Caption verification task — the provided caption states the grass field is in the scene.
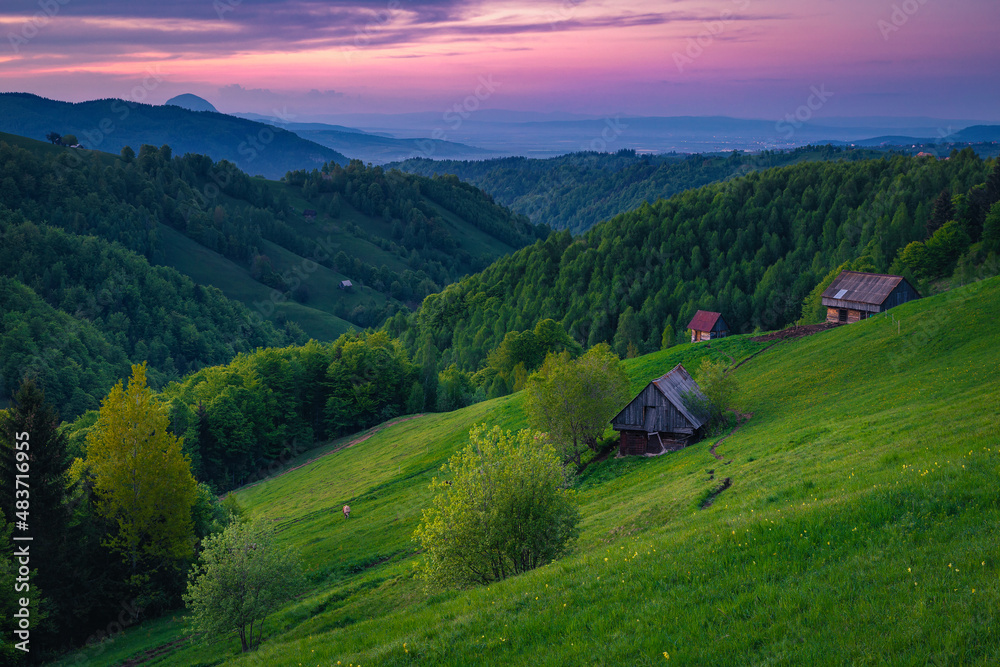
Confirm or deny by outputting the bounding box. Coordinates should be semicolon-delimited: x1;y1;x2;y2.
58;276;1000;666
155;223;355;341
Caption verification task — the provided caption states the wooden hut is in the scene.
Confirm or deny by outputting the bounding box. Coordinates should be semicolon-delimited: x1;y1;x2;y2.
820;271;920;324
687;310;729;343
610;364;708;456
338;279;353;291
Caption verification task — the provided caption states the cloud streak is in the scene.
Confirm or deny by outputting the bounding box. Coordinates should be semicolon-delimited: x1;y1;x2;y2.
0;0;996;120
1;2;790;61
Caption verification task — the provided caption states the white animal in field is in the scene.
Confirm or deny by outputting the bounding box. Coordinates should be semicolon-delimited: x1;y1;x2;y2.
343;504;351;519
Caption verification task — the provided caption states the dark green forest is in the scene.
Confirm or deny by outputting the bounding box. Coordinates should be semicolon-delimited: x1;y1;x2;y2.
0;207;292;418
392;145;890;233
0;134;545;417
386;150;999;399
156;332;416;491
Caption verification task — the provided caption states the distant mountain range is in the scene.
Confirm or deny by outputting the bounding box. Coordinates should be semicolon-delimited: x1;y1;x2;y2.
234;112;498;164
819;125;1000;147
295;111;1000;157
0;93;348;179
2;92;996;176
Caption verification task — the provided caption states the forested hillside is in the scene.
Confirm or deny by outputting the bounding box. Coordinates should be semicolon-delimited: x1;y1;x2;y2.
393;145;889;233
389;151;999;399
0;207;291;418
0;132;546;416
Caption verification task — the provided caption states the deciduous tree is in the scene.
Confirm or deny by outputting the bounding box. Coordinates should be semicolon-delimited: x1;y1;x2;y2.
526;344;630;466
413;425;579;587
184;518;305;652
692;357;738;426
85;363;197;579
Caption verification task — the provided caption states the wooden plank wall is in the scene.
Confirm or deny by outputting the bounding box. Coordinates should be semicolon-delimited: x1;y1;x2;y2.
613;383;692;432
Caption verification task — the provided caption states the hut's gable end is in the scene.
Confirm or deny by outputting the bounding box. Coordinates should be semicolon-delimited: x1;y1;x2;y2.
883;280;920;310
820;271;920;310
711;315;730;334
687;310;729;342
611;364;707;434
611;383;695;434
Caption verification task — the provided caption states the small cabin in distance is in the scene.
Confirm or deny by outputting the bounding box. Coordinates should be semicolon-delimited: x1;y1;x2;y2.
338;279;353;291
820;271;920;324
687;310;729;343
610;364;708;456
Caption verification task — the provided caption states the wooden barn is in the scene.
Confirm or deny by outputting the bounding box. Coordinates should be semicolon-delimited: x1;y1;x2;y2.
687;310;729;343
820;271;920;324
338;279;353;291
610;364;708;456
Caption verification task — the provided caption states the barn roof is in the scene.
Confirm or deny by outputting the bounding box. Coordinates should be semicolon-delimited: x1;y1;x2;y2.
820;271;908;307
611;364;708;431
652;364;708;429
687;310;723;332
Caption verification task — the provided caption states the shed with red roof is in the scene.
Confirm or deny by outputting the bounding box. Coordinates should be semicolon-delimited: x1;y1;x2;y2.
686;310;729;343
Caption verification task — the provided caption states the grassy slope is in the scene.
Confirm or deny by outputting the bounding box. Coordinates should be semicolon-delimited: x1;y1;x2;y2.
0;130;112;160
155;223;355;341
71;277;1000;666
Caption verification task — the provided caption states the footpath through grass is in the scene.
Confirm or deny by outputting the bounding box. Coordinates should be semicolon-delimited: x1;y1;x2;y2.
69;276;1000;666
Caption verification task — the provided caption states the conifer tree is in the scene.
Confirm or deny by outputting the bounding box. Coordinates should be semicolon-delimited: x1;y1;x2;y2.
927;189;954;237
0;378;69;652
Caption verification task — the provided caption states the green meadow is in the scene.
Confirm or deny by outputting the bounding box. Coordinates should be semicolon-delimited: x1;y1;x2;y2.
156;222;356;341
67;276;1000;666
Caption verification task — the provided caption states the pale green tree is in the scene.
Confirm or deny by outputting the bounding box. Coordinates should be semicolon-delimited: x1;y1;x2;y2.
525;343;631;465
413;425;579;588
86;362;197;577
184;518;305;652
693;357;739;425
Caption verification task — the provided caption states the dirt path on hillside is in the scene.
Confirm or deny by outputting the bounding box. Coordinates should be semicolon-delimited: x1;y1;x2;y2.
117;636;189;666
708;411;752;464
724;323;842;376
727;342;779;375
232;414;426;495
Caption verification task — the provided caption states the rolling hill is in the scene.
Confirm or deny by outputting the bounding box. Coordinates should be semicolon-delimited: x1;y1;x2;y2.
76;273;1000;665
0;131;546;415
391;145;891;233
0;93;349;179
389;151;997;387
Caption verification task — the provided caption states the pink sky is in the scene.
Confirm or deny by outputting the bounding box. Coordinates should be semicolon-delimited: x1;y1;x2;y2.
0;0;997;120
